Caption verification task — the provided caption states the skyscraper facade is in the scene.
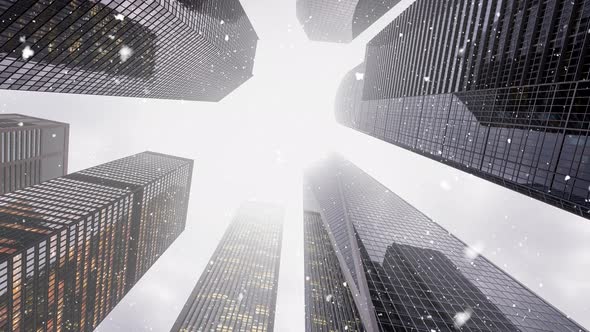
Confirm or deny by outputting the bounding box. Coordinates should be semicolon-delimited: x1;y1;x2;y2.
171;202;283;332
0;0;258;101
0;151;193;332
336;0;590;219
296;0;401;43
304;155;586;331
0;113;68;195
304;209;364;331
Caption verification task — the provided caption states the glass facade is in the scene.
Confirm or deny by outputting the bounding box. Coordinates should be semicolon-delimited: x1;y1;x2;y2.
171;202;283;332
0;113;68;195
0;0;258;101
0;151;193;332
336;0;590;219
296;0;400;43
304;155;587;331
304;210;364;332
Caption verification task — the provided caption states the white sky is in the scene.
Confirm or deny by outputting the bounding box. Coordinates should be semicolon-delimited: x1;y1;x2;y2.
0;0;588;330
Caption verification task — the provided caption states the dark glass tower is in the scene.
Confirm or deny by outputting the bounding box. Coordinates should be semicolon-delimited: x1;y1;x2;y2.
0;0;257;101
0;151;193;332
171;202;283;332
296;0;401;43
0;113;68;194
304;207;364;331
304;155;586;331
337;0;590;219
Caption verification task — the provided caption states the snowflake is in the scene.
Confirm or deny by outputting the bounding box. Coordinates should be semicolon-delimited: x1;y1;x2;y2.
22;46;34;60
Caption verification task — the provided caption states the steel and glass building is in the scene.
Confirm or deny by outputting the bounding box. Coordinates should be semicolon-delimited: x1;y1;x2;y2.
296;0;400;43
171;202;283;332
0;0;258;101
304;155;586;331
0;151;193;332
337;0;590;219
0;113;68;195
304;195;364;331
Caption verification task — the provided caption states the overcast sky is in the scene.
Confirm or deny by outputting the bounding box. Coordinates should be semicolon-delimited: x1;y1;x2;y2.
0;0;588;330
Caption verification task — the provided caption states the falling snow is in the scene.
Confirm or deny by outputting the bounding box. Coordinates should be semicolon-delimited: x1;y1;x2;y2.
22;46;34;60
453;309;473;328
355;72;364;80
114;14;125;21
119;46;134;62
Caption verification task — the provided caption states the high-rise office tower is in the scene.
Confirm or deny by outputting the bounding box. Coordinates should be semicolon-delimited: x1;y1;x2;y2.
336;0;590;219
304;155;586;331
0;113;68;194
304;191;363;331
171;202;283;332
296;0;401;43
0;151;193;331
0;0;257;101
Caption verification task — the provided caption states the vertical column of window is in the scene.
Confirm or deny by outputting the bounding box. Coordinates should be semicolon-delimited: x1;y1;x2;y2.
423;0;445;96
471;0;498;90
433;1;459;95
438;0;466;94
387;8;409;98
537;1;565;84
550;1;581;84
480;0;505;89
517;0;543;86
0;259;8;331
449;0;476;93
34;241;48;332
55;229;67;331
503;0;530;87
398;3;421;98
491;0;518;89
22;247;35;330
46;234;57;332
11;254;22;331
404;0;430;98
458;0;488;91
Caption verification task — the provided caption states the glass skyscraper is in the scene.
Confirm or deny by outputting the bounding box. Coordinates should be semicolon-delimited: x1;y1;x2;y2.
304;208;364;331
0;151;193;332
0;113;68;195
336;0;590;219
0;0;257;101
296;0;401;43
304;155;586;331
171;202;283;332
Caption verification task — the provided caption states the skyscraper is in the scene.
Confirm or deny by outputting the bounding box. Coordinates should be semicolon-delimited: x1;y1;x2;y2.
296;0;401;43
304;155;586;331
336;0;590;219
304;195;364;331
0;0;258;101
0;113;68;195
0;151;193;332
171;202;283;332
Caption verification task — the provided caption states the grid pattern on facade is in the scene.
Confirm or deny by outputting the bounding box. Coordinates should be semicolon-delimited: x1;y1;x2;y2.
0;0;258;101
296;0;400;43
0;151;193;332
0;113;68;195
171;202;283;332
338;61;590;219
304;210;364;332
338;0;590;219
304;155;587;332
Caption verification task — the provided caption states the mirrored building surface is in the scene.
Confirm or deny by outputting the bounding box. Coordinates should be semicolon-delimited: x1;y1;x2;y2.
296;0;400;43
171;202;283;332
337;0;590;219
0;151;193;331
0;113;68;195
0;0;258;101
304;155;586;331
304;208;364;332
